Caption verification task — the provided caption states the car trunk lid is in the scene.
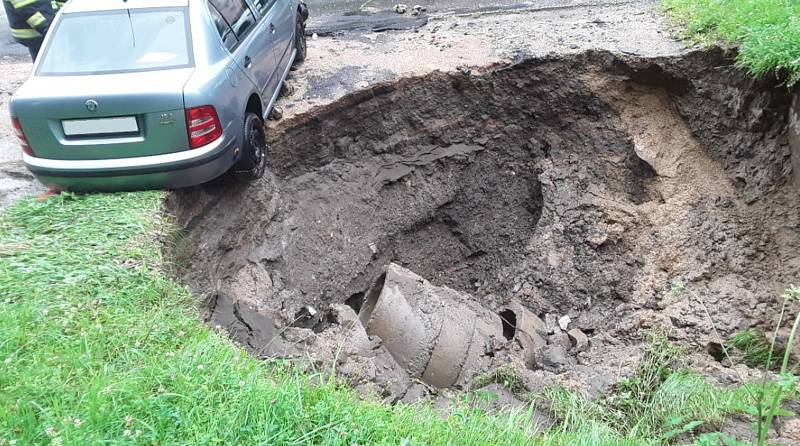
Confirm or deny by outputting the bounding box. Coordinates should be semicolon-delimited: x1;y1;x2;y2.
14;69;194;160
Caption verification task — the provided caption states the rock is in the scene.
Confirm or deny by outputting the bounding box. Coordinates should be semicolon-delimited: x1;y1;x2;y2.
280;82;295;97
775;328;800;362
282;327;316;345
587;232;608;248
558;315;572;331
400;383;430;403
411;5;426;16
329;304;358;327
545;313;558;334
587;373;616;398
568;328;590;352
329;304;372;351
393;4;407;14
535;345;568;372
268;106;283;121
548;331;572;350
227;263;272;299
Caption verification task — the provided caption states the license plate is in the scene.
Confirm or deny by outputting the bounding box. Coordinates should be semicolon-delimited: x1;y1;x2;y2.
62;116;138;136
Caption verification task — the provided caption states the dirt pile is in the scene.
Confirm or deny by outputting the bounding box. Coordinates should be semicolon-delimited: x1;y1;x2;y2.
165;49;800;403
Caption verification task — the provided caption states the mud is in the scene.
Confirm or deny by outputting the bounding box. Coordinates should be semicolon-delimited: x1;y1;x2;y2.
166;49;800;404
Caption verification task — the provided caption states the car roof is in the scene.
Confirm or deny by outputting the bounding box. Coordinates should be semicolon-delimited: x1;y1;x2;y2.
62;0;190;14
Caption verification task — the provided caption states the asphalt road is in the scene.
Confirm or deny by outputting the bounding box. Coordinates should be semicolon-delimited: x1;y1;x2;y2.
305;0;532;15
0;1;610;58
0;0;523;58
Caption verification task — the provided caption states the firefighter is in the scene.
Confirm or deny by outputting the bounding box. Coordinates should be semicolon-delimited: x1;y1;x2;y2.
2;0;62;61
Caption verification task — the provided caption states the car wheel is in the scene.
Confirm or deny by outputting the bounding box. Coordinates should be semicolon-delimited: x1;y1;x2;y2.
233;112;268;181
293;14;307;67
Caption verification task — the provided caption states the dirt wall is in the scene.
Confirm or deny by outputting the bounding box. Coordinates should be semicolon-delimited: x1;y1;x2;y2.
791;92;800;188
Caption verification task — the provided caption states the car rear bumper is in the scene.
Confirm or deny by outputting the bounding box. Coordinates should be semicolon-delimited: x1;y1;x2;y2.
23;136;237;191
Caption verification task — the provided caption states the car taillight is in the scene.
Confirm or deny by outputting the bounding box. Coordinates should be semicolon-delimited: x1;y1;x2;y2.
11;117;33;156
185;105;223;149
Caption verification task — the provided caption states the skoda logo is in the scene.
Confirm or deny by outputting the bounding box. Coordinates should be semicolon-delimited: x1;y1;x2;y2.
85;100;98;112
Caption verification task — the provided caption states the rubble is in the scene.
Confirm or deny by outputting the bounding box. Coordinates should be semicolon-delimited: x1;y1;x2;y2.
568;328;590;352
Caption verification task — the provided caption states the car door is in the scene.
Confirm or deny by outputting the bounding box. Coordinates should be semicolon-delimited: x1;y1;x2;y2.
269;0;295;70
248;0;284;101
209;0;276;95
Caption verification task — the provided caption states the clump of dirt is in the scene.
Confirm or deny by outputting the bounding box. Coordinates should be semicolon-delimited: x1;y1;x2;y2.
165;49;800;404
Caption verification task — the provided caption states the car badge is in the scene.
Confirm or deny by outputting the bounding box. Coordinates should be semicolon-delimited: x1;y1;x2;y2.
159;113;175;125
85;100;98;112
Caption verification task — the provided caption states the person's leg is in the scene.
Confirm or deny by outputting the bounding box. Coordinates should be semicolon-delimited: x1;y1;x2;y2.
28;39;43;62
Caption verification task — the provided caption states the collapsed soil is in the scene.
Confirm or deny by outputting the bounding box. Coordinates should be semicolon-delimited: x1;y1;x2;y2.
165;49;800;406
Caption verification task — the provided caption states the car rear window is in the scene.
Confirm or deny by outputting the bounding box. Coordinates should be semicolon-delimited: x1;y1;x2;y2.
37;8;192;76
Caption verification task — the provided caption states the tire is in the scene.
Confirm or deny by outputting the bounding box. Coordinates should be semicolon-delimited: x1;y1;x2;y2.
233;113;268;181
293;14;307;66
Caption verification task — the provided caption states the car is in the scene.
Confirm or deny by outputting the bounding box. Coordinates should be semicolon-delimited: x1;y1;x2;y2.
10;0;308;191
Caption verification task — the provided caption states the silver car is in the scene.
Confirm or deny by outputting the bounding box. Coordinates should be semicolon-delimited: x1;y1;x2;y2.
10;0;308;191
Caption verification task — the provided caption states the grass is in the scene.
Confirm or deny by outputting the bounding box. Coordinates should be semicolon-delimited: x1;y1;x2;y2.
544;330;758;445
469;364;526;394
0;191;794;445
729;329;786;370
661;0;800;85
547;372;753;445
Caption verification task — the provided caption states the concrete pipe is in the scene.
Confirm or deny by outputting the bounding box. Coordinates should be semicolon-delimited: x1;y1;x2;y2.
358;263;504;388
358;267;435;377
501;301;547;370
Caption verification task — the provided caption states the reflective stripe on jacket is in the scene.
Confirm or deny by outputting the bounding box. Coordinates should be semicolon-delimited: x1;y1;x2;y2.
2;0;58;45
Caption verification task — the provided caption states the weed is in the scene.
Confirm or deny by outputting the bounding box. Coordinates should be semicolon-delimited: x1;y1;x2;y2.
543;331;751;444
754;286;800;446
671;283;800;445
603;329;684;431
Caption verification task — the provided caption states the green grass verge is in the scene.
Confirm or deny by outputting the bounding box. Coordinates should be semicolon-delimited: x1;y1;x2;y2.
0;192;788;445
661;0;800;85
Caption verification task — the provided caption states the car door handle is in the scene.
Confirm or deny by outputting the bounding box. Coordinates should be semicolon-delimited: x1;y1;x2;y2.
269;23;276;33
244;56;252;69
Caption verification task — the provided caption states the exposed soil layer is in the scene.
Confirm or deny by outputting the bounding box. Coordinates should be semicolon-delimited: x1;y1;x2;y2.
166;49;800;404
